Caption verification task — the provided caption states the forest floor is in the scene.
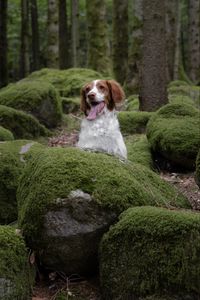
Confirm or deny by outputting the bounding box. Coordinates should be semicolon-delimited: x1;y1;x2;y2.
32;131;200;300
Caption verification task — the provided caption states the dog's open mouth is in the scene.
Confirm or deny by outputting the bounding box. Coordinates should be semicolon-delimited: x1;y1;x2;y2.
87;101;105;120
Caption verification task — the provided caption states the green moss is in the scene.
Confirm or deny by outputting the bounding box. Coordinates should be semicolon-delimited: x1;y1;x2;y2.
0;226;34;299
118;111;154;135
169;94;196;107
61;114;81;132
168;85;200;108
0;81;62;128
100;206;200;300
125;135;153;169
61;97;80;114
0;105;48;139
125;95;139;111
0;126;14;141
23;68;104;97
195;150;200;188
0;140;44;224
147;103;200;170
17;147;189;246
168;80;190;88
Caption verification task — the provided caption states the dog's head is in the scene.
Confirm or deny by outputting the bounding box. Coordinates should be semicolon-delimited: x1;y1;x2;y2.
80;79;125;119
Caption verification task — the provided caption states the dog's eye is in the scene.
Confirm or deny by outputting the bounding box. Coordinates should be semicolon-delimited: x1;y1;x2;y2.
99;85;105;90
85;87;90;93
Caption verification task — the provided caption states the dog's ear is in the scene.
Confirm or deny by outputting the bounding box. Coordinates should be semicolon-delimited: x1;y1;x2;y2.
106;80;125;105
80;87;89;116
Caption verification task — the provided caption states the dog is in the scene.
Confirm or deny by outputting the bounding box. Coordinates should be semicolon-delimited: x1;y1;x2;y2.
77;79;127;159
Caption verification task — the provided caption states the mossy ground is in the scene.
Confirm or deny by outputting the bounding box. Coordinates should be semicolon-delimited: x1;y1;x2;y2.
17;147;189;247
0;105;48;139
0;126;14;141
23;68;104;97
100;206;200;300
61;97;80;114
118;111;154;135
125;134;153;169
147;103;200;170
0;80;62;128
0;140;44;224
0;226;34;300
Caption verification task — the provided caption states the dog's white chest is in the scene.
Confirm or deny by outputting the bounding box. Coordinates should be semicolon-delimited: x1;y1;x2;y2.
77;109;127;159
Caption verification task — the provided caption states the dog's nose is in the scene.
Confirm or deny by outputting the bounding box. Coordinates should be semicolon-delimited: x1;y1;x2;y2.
88;92;96;100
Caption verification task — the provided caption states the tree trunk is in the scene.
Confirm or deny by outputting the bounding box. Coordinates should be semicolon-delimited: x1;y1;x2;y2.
165;0;178;82
139;0;168;111
173;1;181;80
71;0;79;67
188;0;200;84
59;0;69;69
112;0;128;85
30;0;40;71
20;0;30;78
86;0;110;75
0;0;8;87
126;0;143;93
47;0;59;68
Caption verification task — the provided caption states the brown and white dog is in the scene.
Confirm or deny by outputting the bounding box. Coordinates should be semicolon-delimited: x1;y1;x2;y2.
77;79;127;159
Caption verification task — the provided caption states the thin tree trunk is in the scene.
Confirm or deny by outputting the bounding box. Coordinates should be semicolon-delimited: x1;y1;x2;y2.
188;0;200;84
173;1;181;80
112;0;128;85
47;0;59;68
20;0;30;78
71;0;79;67
0;0;8;87
86;0;110;75
126;0;143;93
59;0;69;69
30;0;40;71
139;0;168;111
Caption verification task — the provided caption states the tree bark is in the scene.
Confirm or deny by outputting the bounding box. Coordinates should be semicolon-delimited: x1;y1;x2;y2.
71;0;79;67
47;0;59;68
86;0;110;75
0;0;8;87
20;0;30;78
59;0;69;69
126;0;143;93
112;0;128;85
188;0;200;84
139;0;168;111
173;1;181;80
30;0;40;71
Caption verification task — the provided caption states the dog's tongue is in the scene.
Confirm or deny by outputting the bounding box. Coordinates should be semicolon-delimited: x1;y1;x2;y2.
87;101;105;120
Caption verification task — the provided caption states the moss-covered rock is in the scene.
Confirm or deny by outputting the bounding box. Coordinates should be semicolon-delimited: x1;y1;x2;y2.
125;95;139;111
0;126;14;141
0;105;48;139
118;111;154;135
100;206;200;300
195;150;200;187
18;147;189;247
147;103;200;170
168;80;190;88
61;97;80;114
0;226;34;299
168;85;200;108
169;94;196;107
125;135;153;169
23;68;103;97
0;81;62;128
0;140;44;224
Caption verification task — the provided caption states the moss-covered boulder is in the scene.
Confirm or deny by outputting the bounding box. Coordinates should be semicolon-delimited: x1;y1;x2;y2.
125;95;139;111
0;81;62;128
0;226;34;299
100;206;200;300
0;126;14;141
118;111;154;135
61;97;80;114
125;135;153;169
17;147;189;274
195;150;200;187
168;85;200;108
147;103;200;170
0;105;48;139
0;140;44;224
23;68;103;97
